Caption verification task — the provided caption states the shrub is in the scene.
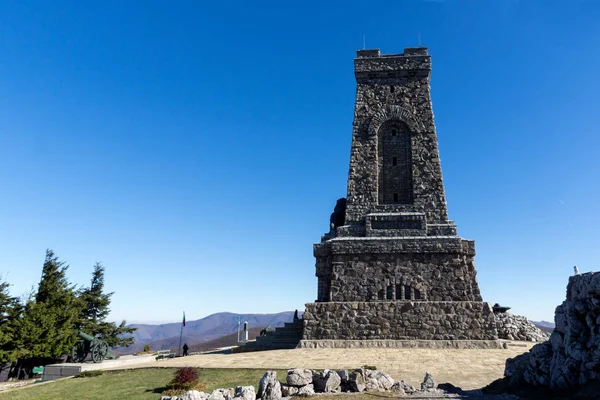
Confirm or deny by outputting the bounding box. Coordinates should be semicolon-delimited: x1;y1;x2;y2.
362;365;377;370
143;344;151;353
163;367;203;394
74;370;104;378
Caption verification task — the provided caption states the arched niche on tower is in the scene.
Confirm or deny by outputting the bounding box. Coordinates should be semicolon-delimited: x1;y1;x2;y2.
377;119;413;205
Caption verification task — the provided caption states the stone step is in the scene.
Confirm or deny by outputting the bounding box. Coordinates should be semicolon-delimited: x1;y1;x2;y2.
242;343;297;350
238;318;304;352
255;337;302;343
266;331;303;337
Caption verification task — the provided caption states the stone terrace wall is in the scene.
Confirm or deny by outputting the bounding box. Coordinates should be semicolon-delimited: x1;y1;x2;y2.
303;301;498;341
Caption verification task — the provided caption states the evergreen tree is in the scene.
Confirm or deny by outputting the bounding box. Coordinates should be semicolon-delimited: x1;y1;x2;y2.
78;262;136;347
79;263;111;327
0;276;22;367
33;249;81;356
8;250;82;379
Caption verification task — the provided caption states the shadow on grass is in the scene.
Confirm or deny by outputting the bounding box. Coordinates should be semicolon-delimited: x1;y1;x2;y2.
147;385;167;394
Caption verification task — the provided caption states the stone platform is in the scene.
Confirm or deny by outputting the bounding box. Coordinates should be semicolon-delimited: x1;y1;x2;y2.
303;301;499;342
42;354;156;381
298;339;505;349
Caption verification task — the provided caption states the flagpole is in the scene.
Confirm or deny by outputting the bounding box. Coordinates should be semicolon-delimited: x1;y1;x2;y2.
178;311;185;356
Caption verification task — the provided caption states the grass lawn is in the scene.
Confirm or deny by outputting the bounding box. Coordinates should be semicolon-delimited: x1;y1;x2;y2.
0;368;291;400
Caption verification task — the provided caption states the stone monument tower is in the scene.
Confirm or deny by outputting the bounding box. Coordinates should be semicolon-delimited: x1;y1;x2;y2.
301;48;499;346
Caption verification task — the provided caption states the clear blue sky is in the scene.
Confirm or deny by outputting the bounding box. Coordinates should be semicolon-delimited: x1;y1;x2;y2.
1;0;599;324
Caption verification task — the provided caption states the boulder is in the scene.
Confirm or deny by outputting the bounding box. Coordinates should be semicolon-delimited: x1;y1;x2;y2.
364;376;380;392
396;380;416;394
297;384;315;396
176;391;210;400
312;369;341;393
336;370;349;382
361;370;379;391
336;370;352;392
363;369;375;378
348;370;366;392
233;386;255;400
390;380;413;395
373;371;394;390
286;369;313;387
280;384;298;397
421;372;434;390
258;371;282;400
209;389;234;400
389;383;405;395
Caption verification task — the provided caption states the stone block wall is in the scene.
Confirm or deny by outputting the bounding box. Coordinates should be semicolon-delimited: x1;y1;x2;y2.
315;237;482;303
303;301;498;341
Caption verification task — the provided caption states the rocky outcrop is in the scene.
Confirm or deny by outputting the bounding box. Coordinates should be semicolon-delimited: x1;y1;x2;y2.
489;272;600;397
233;387;255;400
180;391;208;400
495;312;549;342
160;368;521;400
257;371;281;400
285;369;312;387
208;388;234;400
312;369;341;392
279;385;297;397
296;384;314;396
421;372;435;390
391;380;416;395
348;369;366;392
160;390;236;400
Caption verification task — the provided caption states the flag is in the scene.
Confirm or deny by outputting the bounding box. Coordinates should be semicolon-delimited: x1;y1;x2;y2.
182;311;186;327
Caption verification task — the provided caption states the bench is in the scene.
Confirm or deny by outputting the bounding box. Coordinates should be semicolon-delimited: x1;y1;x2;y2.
155;350;176;360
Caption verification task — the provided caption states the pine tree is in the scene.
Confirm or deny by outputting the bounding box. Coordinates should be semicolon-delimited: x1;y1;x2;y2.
78;262;136;347
9;250;82;379
79;263;111;328
0;276;22;367
33;249;81;356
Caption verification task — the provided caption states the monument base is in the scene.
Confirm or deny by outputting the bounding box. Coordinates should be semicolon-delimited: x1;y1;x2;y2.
302;301;499;341
298;339;506;349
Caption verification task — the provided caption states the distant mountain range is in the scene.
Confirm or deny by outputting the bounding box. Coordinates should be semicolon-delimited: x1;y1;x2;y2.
117;311;296;353
531;320;555;335
188;327;264;353
532;320;555;328
116;312;554;354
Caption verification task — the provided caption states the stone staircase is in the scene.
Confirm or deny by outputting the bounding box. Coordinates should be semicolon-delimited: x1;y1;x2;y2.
237;319;304;352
